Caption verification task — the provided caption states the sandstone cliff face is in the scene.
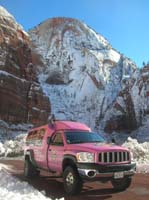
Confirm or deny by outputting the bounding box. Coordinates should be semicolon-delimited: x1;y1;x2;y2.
104;65;149;132
29;17;141;131
0;6;51;125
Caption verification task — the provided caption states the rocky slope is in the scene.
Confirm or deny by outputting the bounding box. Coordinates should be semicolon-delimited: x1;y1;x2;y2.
29;17;147;132
0;6;51;125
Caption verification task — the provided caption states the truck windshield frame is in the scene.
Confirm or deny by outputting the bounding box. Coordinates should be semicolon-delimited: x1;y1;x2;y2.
64;131;105;144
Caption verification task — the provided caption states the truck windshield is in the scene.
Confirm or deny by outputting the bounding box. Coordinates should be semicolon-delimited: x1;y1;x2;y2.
65;131;105;144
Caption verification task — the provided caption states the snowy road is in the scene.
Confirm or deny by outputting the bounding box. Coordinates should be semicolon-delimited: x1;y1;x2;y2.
0;159;149;200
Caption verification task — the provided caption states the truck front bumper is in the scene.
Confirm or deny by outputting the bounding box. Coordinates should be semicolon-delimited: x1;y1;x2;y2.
77;162;136;180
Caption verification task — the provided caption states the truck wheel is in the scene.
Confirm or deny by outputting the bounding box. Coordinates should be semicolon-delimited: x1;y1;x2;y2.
111;177;132;191
63;166;83;195
24;159;40;178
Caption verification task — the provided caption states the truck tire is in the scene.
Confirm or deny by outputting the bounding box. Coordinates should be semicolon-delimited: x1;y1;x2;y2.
63;166;83;195
111;177;132;191
24;158;40;178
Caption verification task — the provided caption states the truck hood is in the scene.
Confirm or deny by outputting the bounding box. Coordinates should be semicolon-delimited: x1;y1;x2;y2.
68;142;128;152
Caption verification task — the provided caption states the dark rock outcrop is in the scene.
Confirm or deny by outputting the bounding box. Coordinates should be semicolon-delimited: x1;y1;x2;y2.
104;65;149;133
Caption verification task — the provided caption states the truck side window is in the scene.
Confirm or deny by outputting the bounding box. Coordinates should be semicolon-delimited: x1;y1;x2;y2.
26;129;46;146
36;128;46;145
26;131;34;145
51;132;64;146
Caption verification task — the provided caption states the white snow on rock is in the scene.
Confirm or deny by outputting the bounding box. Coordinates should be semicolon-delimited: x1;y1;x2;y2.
0;137;25;157
0;70;27;82
0;143;5;156
123;137;149;164
131;115;149;142
107;115;149;172
0;120;32;157
123;137;149;173
0;164;64;200
0;6;29;36
0;6;15;20
110;115;149;144
29;17;137;131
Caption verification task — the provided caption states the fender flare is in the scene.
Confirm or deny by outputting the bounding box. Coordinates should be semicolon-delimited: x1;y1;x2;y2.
62;154;77;171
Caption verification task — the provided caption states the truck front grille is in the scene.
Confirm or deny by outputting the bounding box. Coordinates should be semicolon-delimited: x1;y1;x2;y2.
98;151;130;163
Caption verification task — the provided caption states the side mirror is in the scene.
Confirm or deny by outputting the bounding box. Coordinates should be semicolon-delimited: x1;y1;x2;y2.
47;136;51;145
48;114;56;128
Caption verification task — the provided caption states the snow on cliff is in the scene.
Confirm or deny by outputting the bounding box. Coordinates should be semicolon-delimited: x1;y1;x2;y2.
0;6;15;21
29;17;137;131
0;6;28;36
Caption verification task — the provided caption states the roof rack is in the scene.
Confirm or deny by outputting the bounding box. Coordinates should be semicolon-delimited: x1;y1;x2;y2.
48;114;76;124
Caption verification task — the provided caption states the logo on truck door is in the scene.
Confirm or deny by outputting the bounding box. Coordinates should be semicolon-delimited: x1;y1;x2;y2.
50;132;64;161
51;151;57;160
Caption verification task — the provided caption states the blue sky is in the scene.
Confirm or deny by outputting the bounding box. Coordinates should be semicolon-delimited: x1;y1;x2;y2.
0;0;149;67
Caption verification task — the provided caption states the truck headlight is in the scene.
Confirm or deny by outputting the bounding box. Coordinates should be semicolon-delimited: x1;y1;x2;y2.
76;152;94;163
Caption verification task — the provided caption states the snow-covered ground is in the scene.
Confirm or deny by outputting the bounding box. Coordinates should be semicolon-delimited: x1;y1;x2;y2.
0;164;64;200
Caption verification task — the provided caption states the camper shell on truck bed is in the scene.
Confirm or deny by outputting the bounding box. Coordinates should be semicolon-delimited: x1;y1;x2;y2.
24;120;136;195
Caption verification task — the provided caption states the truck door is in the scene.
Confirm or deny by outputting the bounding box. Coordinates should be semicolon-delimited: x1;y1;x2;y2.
32;128;47;168
48;131;65;172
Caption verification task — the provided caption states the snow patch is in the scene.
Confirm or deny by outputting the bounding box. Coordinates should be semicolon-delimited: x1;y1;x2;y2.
0;121;32;157
0;164;64;200
0;6;15;20
123;137;149;164
0;70;26;82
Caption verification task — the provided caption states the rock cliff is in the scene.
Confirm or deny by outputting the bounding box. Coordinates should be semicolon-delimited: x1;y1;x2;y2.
0;6;51;125
29;17;147;132
0;7;148;133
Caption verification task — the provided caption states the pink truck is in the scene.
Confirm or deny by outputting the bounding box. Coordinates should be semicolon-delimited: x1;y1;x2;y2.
24;120;136;195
